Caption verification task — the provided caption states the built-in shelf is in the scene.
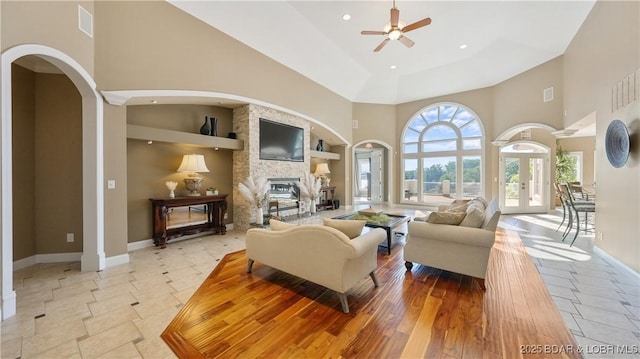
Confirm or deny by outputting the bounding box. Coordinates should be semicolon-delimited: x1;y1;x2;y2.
127;125;243;150
310;150;340;160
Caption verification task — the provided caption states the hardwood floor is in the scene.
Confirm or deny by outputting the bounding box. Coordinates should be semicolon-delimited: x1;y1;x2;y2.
162;228;580;358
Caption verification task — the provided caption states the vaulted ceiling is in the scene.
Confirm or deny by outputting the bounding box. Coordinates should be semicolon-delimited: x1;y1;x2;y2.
169;1;596;105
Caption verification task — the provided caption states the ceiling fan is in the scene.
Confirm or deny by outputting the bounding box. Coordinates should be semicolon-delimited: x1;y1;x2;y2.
361;0;432;52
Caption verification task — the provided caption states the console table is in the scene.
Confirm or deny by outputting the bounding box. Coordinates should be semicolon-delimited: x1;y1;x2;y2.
317;186;336;211
149;195;227;248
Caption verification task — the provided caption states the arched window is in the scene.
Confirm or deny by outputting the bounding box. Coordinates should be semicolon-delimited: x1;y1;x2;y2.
401;103;484;204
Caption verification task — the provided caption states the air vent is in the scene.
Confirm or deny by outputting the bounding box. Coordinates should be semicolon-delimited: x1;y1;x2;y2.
78;5;93;38
543;87;554;102
520;129;531;140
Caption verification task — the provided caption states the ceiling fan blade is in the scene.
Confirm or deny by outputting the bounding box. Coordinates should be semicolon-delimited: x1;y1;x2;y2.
390;7;400;27
374;38;390;52
402;17;431;33
361;30;387;36
398;35;414;48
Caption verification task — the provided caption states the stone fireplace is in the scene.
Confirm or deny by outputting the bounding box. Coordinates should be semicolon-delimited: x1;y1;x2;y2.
232;104;310;230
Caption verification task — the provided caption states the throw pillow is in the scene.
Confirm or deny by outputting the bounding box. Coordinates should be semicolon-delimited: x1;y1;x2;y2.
445;199;470;212
426;211;466;225
323;218;366;239
473;197;488;208
459;206;486;228
269;219;297;231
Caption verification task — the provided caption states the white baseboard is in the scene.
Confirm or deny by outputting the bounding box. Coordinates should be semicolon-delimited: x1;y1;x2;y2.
13;252;82;271
594;245;640;280
14;225;239;271
105;253;130;267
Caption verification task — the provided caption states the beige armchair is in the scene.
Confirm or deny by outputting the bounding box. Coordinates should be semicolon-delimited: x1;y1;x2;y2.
403;198;501;289
246;224;386;313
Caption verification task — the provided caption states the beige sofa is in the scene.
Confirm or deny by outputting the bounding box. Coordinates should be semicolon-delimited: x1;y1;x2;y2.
246;224;386;313
403;198;501;289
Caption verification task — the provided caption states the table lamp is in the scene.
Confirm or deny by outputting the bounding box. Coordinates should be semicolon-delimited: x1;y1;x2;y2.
177;154;210;196
314;163;331;187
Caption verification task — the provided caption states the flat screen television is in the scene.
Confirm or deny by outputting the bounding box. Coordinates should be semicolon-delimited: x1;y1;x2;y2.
259;118;304;162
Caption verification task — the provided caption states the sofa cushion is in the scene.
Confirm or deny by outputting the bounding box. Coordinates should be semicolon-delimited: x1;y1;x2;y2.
323;218;366;239
426;211;466;225
473;197;488;208
269;219;297;231
445;199;470;212
459;206;486;228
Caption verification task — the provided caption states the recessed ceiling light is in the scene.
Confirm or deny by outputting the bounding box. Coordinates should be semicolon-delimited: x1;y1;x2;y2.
390;65;397;69
342;14;351;21
459;44;468;49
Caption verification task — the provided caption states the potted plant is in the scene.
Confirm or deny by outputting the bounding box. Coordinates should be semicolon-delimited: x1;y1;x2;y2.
206;187;218;196
555;145;576;205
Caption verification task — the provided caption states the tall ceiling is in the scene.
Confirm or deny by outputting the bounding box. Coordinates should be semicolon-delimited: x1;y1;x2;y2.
168;0;596;105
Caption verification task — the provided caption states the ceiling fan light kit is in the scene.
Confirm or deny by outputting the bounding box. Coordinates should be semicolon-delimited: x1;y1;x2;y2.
361;0;432;52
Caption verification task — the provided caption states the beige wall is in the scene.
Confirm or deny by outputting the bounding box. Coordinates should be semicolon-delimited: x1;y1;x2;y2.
351;103;396;203
1;1;94;75
127;105;234;242
494;56;564;136
11;65;84;258
103;104;128;256
563;0;639;272
94;1;353;144
34;72;84;254
11;64;36;260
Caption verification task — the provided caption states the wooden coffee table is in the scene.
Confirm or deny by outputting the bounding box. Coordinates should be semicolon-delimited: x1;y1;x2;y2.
332;213;411;255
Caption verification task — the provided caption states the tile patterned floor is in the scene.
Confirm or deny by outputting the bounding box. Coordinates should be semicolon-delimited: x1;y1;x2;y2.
502;211;640;358
1;206;639;358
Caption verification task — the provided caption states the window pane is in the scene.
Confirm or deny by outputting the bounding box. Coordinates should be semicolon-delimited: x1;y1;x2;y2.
463;138;482;150
403;159;418;202
404;143;418;154
408;117;427;132
424;124;457;141
423;157;456;198
404;128;420;142
439;105;458;122
423;140;456;152
421;107;438;124
460;120;482;137
462;156;481;198
451;109;476;127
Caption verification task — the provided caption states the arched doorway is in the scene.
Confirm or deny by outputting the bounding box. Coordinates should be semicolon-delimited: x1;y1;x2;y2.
353;140;392;205
499;141;550;214
1;44;104;319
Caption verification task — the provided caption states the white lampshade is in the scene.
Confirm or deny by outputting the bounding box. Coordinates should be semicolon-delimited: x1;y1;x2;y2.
177;154;210;176
314;163;331;176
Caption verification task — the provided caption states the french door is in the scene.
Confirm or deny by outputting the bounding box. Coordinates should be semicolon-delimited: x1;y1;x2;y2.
500;147;549;214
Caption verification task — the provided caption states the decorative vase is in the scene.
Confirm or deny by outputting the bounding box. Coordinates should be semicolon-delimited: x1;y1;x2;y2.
210;117;218;137
199;116;211;135
316;139;324;152
310;199;317;213
256;207;264;225
169;190;175;198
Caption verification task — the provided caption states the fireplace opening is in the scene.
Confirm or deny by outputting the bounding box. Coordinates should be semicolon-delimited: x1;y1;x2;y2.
267;178;300;216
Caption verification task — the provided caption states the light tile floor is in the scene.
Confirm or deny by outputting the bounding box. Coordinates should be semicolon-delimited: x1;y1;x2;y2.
502;211;640;359
1;206;639;358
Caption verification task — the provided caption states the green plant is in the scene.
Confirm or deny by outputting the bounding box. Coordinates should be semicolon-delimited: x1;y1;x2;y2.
555;146;576;184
